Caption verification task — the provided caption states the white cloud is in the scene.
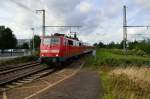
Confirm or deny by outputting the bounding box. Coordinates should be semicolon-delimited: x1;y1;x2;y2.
0;0;149;44
134;0;150;9
77;1;92;13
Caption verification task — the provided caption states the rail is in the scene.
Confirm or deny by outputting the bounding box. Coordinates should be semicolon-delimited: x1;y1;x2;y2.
0;62;48;85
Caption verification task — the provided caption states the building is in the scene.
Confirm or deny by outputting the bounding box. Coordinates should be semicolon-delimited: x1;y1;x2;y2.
17;39;30;46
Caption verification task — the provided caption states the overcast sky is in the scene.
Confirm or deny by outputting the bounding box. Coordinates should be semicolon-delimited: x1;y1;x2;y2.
0;0;150;44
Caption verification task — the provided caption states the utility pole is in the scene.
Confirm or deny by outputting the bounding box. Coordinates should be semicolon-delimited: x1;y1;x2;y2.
123;5;127;54
122;5;150;54
36;9;45;44
31;28;35;51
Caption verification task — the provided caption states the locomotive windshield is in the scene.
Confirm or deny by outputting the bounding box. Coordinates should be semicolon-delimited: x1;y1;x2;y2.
43;37;60;45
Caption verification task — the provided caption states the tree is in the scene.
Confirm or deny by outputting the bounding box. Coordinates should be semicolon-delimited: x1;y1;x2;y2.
93;43;98;47
98;42;105;48
0;26;17;51
108;42;115;48
30;35;41;50
22;42;29;49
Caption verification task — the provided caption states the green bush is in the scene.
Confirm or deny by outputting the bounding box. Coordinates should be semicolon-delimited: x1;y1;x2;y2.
85;48;150;68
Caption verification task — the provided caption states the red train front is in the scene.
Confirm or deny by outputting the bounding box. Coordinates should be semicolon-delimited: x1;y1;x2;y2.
40;33;92;63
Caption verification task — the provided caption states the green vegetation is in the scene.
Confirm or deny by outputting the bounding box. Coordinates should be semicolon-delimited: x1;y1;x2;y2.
30;35;41;50
85;48;150;68
0;26;17;51
17;35;41;50
84;48;150;99
94;39;150;54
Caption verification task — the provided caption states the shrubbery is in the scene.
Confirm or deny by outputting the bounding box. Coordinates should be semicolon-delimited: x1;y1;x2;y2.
84;48;150;99
85;49;150;68
94;39;150;54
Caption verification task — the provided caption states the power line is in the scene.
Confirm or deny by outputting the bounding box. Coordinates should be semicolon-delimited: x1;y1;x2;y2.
45;26;81;27
45;25;81;33
35;9;81;42
125;26;150;28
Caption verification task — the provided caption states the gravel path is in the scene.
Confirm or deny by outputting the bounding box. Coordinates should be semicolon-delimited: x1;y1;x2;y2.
31;69;103;99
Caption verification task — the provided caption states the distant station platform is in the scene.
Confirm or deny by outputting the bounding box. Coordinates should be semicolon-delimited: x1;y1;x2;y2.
0;52;31;61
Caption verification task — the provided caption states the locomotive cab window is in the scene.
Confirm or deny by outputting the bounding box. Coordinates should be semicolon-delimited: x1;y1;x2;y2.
51;37;60;45
43;38;51;45
79;42;82;46
68;40;73;45
43;37;60;45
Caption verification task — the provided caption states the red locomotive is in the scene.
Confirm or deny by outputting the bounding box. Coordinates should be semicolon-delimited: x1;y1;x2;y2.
40;33;92;63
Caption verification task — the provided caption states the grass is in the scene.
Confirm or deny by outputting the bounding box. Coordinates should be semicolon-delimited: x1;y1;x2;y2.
84;48;150;99
110;67;150;99
86;48;150;67
99;66;118;99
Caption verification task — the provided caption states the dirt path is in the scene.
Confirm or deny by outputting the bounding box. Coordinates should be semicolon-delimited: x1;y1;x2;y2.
31;69;103;99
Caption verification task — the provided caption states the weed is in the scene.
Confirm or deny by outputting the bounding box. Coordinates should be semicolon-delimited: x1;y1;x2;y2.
84;48;150;99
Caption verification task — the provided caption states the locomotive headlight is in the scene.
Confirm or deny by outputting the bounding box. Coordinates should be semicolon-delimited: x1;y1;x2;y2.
56;54;58;56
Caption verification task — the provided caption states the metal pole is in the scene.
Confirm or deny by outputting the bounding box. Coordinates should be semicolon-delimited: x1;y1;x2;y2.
123;5;127;54
31;28;35;51
122;5;150;55
36;9;45;44
43;10;45;37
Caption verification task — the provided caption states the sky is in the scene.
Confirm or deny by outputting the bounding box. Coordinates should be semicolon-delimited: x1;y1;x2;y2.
0;0;150;44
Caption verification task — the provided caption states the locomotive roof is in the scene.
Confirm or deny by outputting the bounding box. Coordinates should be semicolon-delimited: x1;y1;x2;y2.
44;35;89;46
42;35;79;41
42;33;91;46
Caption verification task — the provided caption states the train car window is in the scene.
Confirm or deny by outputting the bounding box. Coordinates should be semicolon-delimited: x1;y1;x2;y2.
51;37;60;45
73;41;76;46
79;42;82;46
68;40;73;45
75;41;79;46
43;38;51;45
43;37;60;45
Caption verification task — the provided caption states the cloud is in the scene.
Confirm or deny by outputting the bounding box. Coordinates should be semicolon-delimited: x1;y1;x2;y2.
133;0;150;9
0;0;122;43
1;0;149;44
77;1;92;13
10;0;31;10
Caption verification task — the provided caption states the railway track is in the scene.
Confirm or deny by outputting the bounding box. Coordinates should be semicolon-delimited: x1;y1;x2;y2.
0;62;51;87
0;62;37;71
